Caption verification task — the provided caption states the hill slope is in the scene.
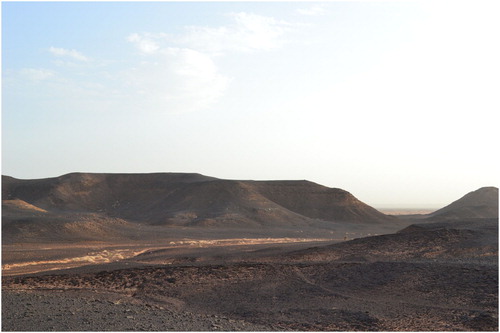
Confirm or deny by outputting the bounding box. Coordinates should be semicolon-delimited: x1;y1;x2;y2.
2;173;395;242
428;187;498;221
251;180;389;223
283;218;498;264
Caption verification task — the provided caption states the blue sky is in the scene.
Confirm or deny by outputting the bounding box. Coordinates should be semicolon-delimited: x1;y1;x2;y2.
2;1;499;208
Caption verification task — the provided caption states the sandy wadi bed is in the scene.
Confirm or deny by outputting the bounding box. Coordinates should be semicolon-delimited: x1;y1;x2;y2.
2;238;334;276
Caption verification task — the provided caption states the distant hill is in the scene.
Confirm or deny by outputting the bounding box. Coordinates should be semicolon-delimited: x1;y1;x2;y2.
427;187;498;221
2;173;395;242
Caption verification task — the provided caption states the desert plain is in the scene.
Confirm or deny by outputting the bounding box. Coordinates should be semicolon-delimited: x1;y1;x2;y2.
2;173;498;331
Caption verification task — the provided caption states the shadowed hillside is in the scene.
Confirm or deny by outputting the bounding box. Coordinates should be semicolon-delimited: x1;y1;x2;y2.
427;187;498;221
252;180;389;223
2;173;393;233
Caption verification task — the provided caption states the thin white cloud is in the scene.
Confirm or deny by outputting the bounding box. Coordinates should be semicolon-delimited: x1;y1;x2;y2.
20;68;55;81
127;12;291;56
181;12;291;54
125;12;291;113
123;11;292;113
296;5;326;16
49;47;89;61
39;11;291;114
127;33;161;54
123;46;229;113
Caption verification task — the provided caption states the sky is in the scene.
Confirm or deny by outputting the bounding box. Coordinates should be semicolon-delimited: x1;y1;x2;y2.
2;1;499;208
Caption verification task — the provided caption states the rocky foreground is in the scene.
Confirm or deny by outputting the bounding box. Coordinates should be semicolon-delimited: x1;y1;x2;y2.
2;289;272;331
3;247;498;331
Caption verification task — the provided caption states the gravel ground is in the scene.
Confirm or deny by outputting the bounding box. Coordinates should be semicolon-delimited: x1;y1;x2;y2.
2;289;274;331
3;219;497;331
3;260;498;331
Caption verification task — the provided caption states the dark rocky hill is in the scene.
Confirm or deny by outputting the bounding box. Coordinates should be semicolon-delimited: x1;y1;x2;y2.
427;187;498;221
2;173;391;226
2;173;395;242
251;180;389;223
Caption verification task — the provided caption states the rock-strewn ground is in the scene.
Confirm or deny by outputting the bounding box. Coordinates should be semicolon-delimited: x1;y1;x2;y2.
3;217;498;331
3;259;498;331
2;289;273;331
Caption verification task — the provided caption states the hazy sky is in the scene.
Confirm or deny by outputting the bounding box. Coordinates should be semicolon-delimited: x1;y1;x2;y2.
2;1;499;208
